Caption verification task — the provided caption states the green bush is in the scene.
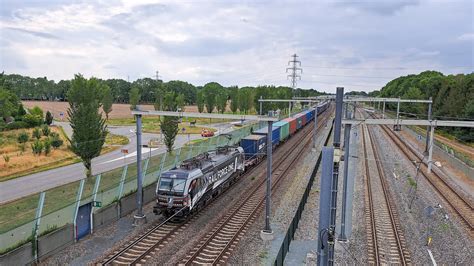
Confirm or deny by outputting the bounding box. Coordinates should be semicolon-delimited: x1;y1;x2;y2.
23;114;43;127
29;106;44;118
50;134;63;149
17;131;29;143
32;127;41;140
42;125;50;136
5;121;29;130
0;121;6;132
43;139;51;155
31;140;43;155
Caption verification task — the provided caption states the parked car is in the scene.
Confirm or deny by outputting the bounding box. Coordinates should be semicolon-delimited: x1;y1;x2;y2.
201;129;214;137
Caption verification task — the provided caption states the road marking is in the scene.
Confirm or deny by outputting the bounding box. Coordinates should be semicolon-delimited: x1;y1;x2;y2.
98;147;160;164
427;249;437;266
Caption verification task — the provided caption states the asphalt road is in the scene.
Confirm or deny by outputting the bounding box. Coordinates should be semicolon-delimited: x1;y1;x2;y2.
0;122;237;204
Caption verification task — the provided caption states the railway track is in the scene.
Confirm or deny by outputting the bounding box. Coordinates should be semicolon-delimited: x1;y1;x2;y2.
100;107;332;265
361;114;411;265
179;111;333;265
368;112;474;235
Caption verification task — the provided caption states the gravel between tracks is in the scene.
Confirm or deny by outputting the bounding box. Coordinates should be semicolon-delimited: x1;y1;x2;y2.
371;125;473;264
225;120;334;265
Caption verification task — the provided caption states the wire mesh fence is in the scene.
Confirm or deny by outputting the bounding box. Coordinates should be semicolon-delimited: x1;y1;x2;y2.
0;123;260;254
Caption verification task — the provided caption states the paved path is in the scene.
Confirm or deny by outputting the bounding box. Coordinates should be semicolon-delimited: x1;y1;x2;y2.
0;126;202;204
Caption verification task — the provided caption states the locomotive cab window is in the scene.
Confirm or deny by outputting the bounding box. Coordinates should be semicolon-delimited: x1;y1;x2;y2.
159;178;187;193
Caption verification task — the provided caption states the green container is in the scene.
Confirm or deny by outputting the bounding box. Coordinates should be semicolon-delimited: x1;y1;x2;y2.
273;121;289;141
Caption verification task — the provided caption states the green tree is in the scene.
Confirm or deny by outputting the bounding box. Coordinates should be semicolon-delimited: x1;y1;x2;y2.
29;106;44;119
32;127;41;139
202;82;223;113
160;92;183;152
0;88;20;120
196;90;205;113
45;111;53;125
68;74;107;176
17;131;29;143
50;132;64;149
101;84;113;120
42;125;50;136
17;104;27;118
216;90;228;113
129;86;140;110
43;139;51;155
229;86;239;113
31;140;43;155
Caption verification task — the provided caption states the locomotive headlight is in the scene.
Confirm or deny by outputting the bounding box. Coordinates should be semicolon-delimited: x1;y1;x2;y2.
184;195;191;206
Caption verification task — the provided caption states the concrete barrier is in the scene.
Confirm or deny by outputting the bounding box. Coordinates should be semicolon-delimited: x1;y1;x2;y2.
93;202;119;230
143;183;156;204
119;192;136;217
38;224;74;259
0;242;33;266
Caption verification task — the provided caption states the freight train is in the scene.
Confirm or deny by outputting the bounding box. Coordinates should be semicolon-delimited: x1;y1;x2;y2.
153;101;329;218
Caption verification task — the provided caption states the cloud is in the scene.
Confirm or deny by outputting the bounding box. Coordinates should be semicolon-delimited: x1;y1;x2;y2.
4;27;60;39
0;0;472;93
336;0;420;15
458;33;474;41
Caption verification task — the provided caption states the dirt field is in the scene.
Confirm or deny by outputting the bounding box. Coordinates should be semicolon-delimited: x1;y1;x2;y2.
0;126;77;181
22;101;199;120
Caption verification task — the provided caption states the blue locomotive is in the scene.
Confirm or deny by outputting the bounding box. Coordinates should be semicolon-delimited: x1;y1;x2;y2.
153;101;329;218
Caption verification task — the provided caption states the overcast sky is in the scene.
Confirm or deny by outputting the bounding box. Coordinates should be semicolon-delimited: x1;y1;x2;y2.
0;0;473;93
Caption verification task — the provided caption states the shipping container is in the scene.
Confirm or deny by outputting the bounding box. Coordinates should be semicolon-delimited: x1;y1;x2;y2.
273;120;290;141
240;134;267;159
282;117;297;135
304;110;312;123
294;113;305;128
253;126;280;147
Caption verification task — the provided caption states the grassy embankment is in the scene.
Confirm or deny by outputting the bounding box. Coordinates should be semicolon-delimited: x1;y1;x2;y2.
107;116;218;134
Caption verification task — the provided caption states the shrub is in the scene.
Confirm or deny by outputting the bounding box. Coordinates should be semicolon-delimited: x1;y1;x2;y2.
23;114;43;127
50;134;63;149
0;120;6;131
32;127;41;140
43;139;51;155
29;106;44;118
42;125;50;136
3;154;10;163
45;111;53;125
5;121;29;130
31;140;43;155
17;131;29;143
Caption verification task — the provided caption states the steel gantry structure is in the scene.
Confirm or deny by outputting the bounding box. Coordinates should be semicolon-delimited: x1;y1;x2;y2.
131;109;278;237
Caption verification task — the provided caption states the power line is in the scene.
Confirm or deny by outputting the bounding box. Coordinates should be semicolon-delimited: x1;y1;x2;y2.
286;54;303;90
304;65;473;71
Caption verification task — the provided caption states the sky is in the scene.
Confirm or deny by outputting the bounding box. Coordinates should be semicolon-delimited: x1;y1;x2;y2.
0;0;473;93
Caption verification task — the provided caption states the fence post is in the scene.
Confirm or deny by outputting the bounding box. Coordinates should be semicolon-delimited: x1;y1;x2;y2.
142;158;150;185
158;153;167;180
73;179;85;241
187;144;194;159
117;165;128;200
32;191;46;262
91;174;101;233
174;147;182;168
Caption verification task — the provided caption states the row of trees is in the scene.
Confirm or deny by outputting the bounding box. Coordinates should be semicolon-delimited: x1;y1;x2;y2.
369;71;474;142
0;72;324;114
0;87;54;131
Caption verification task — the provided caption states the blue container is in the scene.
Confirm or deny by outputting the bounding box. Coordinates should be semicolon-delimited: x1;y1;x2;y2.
304;110;312;122
253;126;280;147
240;135;267;159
